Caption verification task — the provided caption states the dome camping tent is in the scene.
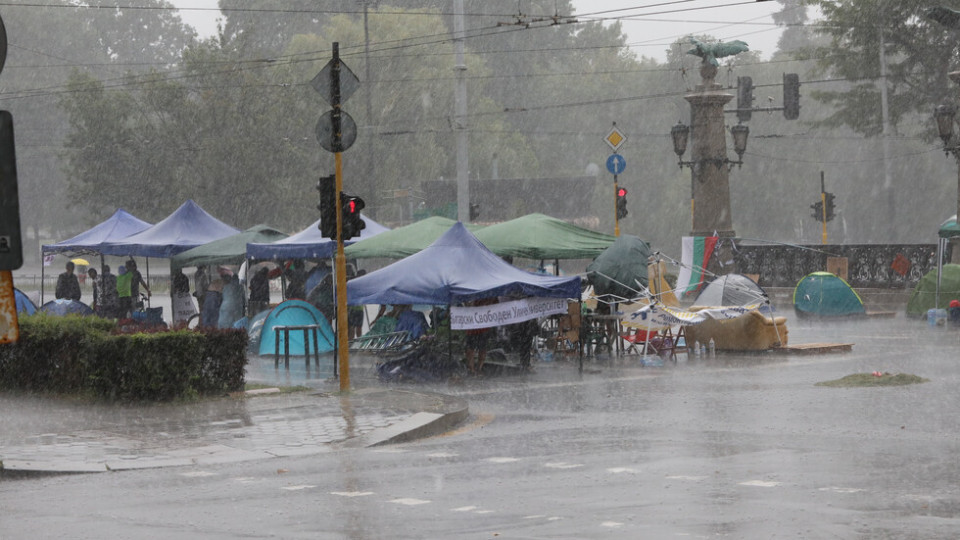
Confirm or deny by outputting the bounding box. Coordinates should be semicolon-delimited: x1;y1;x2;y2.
906;264;960;318
693;273;772;312
793;272;865;318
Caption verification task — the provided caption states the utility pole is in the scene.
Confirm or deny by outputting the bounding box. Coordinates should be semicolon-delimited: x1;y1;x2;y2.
362;1;375;202
453;0;469;222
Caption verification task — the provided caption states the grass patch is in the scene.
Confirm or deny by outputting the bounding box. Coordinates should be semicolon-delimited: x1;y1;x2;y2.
243;383;312;394
816;372;929;388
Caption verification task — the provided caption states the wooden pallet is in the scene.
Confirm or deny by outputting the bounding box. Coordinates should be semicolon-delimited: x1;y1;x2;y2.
773;342;854;355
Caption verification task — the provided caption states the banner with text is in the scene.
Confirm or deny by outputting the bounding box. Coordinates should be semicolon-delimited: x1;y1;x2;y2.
450;296;569;330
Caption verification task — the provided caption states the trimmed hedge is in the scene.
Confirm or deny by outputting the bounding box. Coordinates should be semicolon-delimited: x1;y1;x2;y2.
0;314;247;401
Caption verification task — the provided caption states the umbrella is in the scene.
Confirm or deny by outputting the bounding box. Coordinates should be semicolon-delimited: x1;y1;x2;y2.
586;235;653;300
40;299;95;316
70;258;90;266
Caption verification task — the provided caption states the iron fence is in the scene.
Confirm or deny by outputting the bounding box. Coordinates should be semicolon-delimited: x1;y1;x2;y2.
735;243;940;289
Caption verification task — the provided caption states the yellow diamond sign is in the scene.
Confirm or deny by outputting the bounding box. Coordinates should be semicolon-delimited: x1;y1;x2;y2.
605;126;626;152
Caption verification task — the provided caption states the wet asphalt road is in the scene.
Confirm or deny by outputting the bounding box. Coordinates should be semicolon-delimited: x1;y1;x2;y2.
2;313;960;539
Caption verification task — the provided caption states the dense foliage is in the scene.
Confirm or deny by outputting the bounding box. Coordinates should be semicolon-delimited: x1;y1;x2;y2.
0;315;247;401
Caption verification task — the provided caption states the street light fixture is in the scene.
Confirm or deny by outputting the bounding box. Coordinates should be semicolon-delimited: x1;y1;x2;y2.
935;104;957;151
670;121;749;171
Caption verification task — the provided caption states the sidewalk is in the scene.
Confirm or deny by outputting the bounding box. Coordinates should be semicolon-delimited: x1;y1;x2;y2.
0;357;468;476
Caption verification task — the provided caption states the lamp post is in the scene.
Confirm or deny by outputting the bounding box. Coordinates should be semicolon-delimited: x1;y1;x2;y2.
935;83;960;263
669;61;750;240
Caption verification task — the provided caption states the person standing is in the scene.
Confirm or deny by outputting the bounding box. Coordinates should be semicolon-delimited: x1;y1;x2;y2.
200;272;224;328
248;266;271;316
116;264;133;318
465;297;498;375
125;259;151;308
194;266;210;315
86;268;100;314
100;265;119;319
55;261;81;301
218;269;244;328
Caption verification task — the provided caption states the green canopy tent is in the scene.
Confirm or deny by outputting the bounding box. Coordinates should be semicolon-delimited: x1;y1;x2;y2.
793;272;865;317
935;215;960;308
473;213;616;261
907;264;960;317
343;216;483;259
170;224;288;269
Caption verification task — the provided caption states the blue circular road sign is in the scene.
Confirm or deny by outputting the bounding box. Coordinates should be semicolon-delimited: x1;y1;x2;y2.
606;154;626;175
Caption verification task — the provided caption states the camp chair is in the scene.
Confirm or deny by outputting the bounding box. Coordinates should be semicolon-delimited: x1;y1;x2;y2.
621;326;683;362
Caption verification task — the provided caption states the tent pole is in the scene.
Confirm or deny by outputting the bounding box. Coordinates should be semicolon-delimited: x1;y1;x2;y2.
937;238;944;309
40;256;45;304
578;300;583;374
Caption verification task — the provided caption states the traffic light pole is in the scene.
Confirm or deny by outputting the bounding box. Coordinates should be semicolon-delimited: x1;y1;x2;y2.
335;152;349;392
331;43;349;392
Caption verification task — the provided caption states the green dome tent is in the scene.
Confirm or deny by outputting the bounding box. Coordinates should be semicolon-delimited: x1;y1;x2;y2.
793;272;865;317
906;264;960;318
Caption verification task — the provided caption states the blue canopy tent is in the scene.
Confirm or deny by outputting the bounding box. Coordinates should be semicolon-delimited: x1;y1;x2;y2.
347;222;581;306
99;200;239;258
40;208;153;303
98;200;239;321
246;215;389;261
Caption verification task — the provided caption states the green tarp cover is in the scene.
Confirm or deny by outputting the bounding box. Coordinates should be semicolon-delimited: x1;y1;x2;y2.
793;271;865;317
907;264;960;316
586;234;652;300
170;224;288;269
344;216;483;259
473;213;616;260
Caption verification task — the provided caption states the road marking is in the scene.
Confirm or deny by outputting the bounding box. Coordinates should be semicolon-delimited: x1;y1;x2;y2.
426;452;459;458
544;462;583;469
475;510;494;514
547;517;563;521
390;498;431;505
818;487;864;494
331;491;374;497
486;457;520;463
601;521;623;528
523;515;546;519
281;485;316;491
607;467;640;474
452;506;477;512
180;471;216;477
739;480;781;487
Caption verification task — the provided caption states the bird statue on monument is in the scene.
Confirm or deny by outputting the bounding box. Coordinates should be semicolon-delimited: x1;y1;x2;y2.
687;38;750;66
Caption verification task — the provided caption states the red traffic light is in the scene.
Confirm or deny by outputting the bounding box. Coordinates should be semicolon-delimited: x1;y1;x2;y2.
617;187;627;197
346;199;358;213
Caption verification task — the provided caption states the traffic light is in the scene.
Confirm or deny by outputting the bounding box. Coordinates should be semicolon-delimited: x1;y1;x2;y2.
737;76;753;122
824;191;836;222
341;193;366;240
469;203;480;221
810;200;823;222
0;111;22;271
783;73;800;120
616;187;628;220
316;174;336;239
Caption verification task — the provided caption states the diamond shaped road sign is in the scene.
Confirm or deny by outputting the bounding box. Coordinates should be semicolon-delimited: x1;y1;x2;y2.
604;125;626;152
311;58;360;107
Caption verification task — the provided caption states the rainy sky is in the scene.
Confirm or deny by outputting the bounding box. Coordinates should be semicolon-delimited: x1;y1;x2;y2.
170;0;786;63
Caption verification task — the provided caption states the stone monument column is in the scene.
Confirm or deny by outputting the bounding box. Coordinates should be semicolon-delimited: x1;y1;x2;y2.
686;62;735;238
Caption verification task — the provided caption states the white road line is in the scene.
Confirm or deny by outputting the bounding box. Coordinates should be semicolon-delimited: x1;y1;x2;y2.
486;457;520;463
281;485;316;491
601;521;624;528
390;498;431;505
544;462;583;469
818;486;864;493
739;480;781;487
452;506;478;512
607;467;640;474
331;491;375;497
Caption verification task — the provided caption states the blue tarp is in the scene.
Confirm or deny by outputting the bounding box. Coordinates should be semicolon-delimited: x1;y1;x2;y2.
246;215;389;260
347;222;581;306
100;200;239;258
257;300;335;356
42;209;152;254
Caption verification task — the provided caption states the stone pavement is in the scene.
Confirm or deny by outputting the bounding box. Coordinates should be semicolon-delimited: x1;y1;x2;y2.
0;355;468;476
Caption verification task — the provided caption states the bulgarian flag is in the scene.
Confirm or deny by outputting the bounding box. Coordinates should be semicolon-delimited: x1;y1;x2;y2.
676;236;718;299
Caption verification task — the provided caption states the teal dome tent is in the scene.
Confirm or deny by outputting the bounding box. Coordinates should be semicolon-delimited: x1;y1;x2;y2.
793;272;865;318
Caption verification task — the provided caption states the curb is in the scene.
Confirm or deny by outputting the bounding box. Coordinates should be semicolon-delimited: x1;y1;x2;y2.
0;389;468;478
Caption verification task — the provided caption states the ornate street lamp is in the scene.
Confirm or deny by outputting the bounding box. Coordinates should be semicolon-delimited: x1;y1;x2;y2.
935;104;957;151
670;121;749;170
